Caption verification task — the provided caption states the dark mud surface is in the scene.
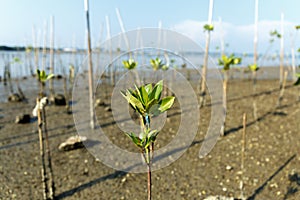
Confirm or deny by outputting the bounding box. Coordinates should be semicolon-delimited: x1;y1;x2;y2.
0;68;300;200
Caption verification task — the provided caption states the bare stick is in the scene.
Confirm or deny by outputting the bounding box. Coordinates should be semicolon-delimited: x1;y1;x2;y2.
253;0;259;121
49;16;55;97
37;98;48;200
84;0;96;129
279;13;284;89
277;70;288;108
240;113;247;199
199;0;214;108
42;20;48;71
42;105;55;199
220;71;227;136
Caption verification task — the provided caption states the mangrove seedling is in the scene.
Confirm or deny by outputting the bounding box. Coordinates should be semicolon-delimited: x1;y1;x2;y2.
121;80;175;200
150;57;168;71
218;54;242;136
199;23;214;108
122;58;141;85
33;97;55;200
122;58;138;70
203;24;214;32
248;63;260;120
36;69;54;97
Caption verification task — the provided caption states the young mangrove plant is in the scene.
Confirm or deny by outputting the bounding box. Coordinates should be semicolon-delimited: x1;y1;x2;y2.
248;63;260;120
36;69;54;97
218;54;242;136
199;0;214;108
150;57;170;96
33;69;55;200
122;58;141;85
121;80;175;200
295;70;300;101
149;57;168;71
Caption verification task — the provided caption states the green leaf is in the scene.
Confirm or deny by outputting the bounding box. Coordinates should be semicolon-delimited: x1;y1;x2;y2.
203;24;214;32
144;83;153;94
139;85;149;105
46;74;54;81
122;59;137;70
294;77;300;86
296;25;300;30
158;96;175;112
248;64;259;72
125;132;142;147
127;91;146;114
149;80;163;100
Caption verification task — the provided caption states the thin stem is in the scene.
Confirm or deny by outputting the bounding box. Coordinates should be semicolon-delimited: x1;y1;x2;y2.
147;146;152;200
42;107;55;199
85;0;96;129
240;113;247;199
37;98;48;200
276;70;288;108
220;71;228;136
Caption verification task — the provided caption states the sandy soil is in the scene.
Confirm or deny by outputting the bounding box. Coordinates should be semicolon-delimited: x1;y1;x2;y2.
0;67;300;200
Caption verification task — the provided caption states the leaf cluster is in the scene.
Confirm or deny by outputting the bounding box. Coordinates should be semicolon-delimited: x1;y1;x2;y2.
203;24;214;32
122;58;138;70
121;80;175;117
218;54;242;71
248;63;259;72
150;57;168;71
36;69;54;83
121;80;175;155
270;30;281;43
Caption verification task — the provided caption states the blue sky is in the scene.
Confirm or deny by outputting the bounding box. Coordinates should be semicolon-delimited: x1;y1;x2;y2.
0;0;299;53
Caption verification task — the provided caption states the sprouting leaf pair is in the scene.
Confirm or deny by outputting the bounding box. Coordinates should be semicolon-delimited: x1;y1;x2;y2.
150;57;168;71
248;64;259;72
218;54;242;71
36;69;54;83
125;128;158;150
122;59;137;70
203;24;214;32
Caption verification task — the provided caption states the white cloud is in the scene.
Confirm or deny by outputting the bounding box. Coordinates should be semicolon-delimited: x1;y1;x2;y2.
171;19;298;53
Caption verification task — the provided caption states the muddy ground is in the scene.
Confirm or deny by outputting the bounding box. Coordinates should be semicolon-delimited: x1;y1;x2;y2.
0;67;300;200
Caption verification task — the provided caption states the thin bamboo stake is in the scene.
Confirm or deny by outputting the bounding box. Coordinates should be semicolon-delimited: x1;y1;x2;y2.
253;0;259;121
115;8;130;53
220;71;227;136
277;70;288;108
42;21;48;71
105;15;114;86
36;98;48;200
42;104;55;199
32;26;39;74
240;113;247;200
199;0;214;108
84;0;96;129
279;13;284;89
49;16;55;97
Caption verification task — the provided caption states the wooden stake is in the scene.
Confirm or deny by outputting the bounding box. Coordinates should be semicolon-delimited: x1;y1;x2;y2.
279;13;284;89
42;104;55;199
49;15;55;97
277;70;288;108
37;98;48;200
84;0;96;129
199;0;214;108
240;113;247;199
220;71;227;136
